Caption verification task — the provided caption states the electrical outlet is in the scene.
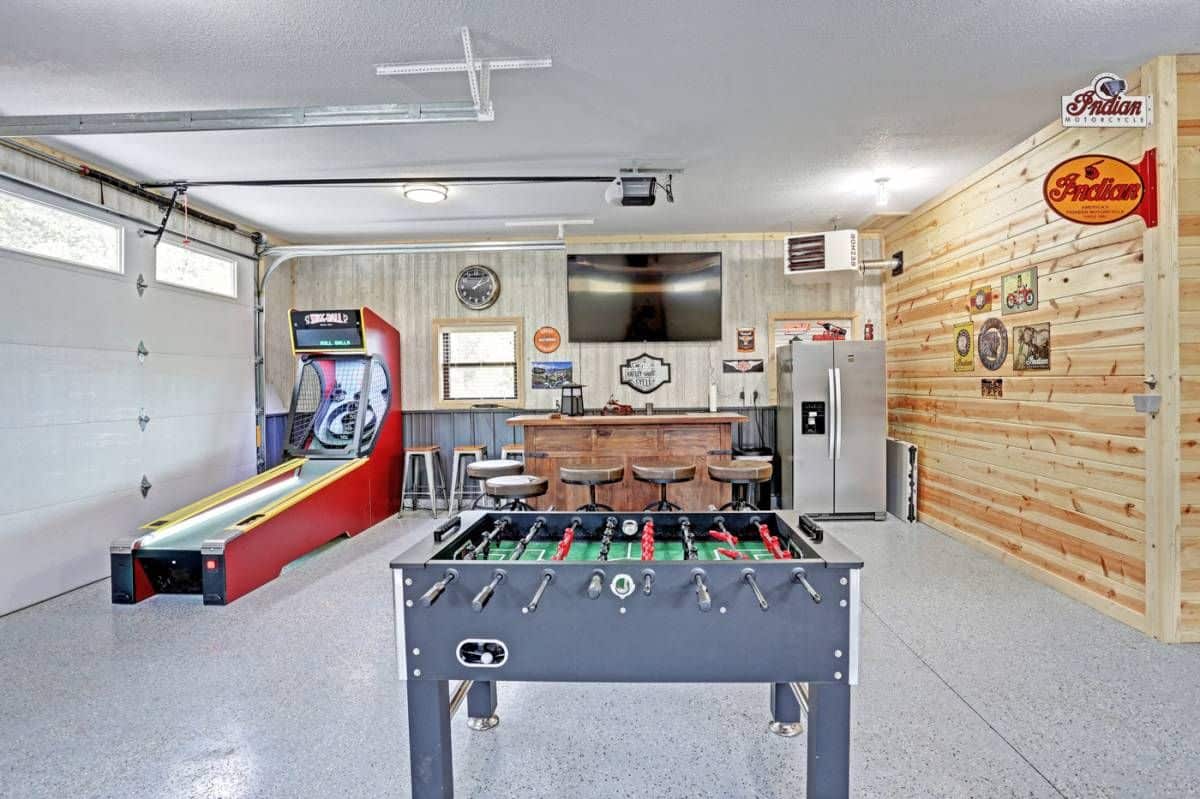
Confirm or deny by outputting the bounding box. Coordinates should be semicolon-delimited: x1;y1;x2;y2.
739;389;746;402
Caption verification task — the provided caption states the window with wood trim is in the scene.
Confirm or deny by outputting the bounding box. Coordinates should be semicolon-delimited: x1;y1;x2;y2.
434;319;523;407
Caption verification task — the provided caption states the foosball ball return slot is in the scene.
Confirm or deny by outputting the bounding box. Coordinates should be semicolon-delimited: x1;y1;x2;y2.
391;510;864;799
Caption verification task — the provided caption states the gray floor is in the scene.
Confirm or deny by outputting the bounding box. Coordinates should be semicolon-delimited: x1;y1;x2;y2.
1;516;1197;799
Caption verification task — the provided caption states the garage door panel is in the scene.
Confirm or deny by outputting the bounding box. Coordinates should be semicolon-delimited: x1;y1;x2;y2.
0;343;141;427
141;412;254;482
140;288;252;357
135;457;258;530
0;252;143;352
143;353;253;418
4;421;142;516
0;489;143;615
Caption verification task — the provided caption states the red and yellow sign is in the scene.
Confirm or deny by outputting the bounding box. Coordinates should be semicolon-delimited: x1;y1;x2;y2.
1043;150;1157;227
533;325;561;354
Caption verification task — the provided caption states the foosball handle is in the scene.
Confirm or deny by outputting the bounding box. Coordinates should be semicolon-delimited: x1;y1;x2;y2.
641;568;655;596
587;569;605;599
742;568;769;611
791;567;822;603
472;569;506;612
419;568;458;607
691;568;712;612
525;569;554;613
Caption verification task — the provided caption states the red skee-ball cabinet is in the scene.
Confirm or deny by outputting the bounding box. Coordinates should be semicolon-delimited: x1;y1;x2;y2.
110;307;403;605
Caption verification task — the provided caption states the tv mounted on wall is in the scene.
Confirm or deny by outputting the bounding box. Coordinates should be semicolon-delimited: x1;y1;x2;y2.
566;252;723;342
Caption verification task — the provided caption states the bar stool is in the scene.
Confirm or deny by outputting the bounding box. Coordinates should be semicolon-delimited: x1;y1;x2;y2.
632;462;696;512
484;474;548;511
466;459;525;509
500;443;524;462
708;459;773;511
401;445;449;517
448;445;488;514
560;463;624;512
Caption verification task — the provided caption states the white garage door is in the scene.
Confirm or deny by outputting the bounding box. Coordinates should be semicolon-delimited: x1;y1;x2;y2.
0;177;257;615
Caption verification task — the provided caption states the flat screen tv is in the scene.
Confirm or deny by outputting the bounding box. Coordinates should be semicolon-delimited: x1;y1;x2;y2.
567;252;722;342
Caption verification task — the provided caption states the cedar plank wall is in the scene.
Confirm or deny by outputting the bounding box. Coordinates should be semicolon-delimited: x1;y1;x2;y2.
1178;55;1200;641
881;74;1152;631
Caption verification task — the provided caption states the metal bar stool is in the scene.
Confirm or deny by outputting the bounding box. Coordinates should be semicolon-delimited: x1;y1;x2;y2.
632;462;696;512
500;443;524;462
466;459;525;509
708;459;773;511
560;464;624;512
484;474;548;512
448;445;487;514
400;445;449;517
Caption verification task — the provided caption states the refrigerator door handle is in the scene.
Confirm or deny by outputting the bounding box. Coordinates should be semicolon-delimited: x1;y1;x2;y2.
834;367;843;460
827;368;836;460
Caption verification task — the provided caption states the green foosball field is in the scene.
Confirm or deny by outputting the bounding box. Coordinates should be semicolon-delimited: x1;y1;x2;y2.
479;539;778;562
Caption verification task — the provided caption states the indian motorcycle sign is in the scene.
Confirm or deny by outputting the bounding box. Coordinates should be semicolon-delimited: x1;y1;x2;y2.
1061;73;1150;128
1043;151;1157;228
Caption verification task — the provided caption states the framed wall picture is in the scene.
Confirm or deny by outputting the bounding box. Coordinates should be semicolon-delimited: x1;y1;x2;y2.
531;361;573;389
1013;323;1051;370
1001;267;1038;315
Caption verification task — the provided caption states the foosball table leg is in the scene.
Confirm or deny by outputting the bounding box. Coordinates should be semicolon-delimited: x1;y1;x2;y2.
406;679;455;799
768;682;804;737
466;680;499;731
806;682;851;799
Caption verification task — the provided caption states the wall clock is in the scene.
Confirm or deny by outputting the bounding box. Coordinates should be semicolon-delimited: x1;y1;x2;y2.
455;264;500;310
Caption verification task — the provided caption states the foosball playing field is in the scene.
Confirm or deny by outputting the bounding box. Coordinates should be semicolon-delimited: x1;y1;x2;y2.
482;539;779;561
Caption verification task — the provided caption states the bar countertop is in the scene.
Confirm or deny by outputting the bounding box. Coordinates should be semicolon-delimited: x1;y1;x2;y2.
507;412;748;427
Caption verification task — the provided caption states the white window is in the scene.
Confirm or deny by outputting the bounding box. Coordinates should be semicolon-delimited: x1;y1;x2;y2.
0;187;123;273
155;240;238;298
434;318;523;407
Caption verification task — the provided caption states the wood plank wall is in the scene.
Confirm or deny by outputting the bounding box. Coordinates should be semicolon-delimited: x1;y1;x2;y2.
1177;55;1200;641
263;237;883;413
881;73;1153;630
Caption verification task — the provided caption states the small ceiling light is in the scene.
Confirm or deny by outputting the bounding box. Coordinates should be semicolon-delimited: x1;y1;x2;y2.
875;177;890;208
403;183;448;204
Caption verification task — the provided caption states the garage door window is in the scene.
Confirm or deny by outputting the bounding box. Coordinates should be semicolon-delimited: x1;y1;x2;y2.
434;319;523;408
156;241;238;298
0;187;123;273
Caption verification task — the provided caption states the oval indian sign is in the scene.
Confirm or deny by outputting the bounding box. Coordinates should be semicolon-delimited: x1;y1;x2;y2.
1043;154;1144;225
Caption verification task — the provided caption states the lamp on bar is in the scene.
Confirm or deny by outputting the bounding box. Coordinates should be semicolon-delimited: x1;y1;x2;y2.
560;383;585;417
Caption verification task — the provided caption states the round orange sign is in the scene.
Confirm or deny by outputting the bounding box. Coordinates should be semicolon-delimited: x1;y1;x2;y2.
533;326;561;353
1043;154;1144;225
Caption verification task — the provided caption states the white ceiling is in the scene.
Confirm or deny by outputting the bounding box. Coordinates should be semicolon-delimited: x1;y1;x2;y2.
1;1;1197;243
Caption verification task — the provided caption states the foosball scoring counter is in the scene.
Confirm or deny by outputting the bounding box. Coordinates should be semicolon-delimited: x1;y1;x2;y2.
391;510;863;799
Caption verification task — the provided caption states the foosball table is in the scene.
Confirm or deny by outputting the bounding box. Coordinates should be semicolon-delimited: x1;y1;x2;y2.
390;510;863;798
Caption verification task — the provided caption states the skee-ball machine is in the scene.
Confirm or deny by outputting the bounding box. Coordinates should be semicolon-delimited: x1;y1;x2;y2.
111;308;403;605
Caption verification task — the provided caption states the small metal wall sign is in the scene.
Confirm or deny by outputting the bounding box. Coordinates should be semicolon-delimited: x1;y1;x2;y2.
619;353;672;394
981;379;1003;399
1001;268;1038;315
1062;73;1150;128
1013;323;1051;371
736;327;756;352
1043;152;1156;227
953;321;974;372
977;318;1008;371
722;359;764;373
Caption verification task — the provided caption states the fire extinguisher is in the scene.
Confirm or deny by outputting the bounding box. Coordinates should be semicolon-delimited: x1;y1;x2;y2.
864;320;875;340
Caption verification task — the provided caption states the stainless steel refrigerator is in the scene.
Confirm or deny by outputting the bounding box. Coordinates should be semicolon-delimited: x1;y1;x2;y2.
777;339;887;519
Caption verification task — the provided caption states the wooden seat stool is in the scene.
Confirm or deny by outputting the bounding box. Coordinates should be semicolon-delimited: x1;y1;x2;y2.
400;445;449;517
560;463;624;512
466;459;525;509
632;462;696;512
500;443;524;462
484;474;548;512
448;445;488;514
708;459;773;511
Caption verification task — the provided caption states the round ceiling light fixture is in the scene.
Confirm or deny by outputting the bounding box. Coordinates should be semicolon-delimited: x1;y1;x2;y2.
403;183;448;204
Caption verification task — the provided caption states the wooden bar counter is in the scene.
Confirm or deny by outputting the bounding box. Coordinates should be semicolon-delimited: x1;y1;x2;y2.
507;413;748;511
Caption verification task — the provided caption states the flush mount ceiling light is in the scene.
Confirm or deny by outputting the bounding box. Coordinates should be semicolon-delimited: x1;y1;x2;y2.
875;177;891;207
403;183;448;204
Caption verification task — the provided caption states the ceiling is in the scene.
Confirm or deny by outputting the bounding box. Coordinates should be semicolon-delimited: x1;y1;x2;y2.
1;1;1196;243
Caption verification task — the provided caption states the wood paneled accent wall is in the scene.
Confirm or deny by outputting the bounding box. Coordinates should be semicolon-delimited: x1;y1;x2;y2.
882;70;1156;631
263;236;883;413
1177;55;1200;641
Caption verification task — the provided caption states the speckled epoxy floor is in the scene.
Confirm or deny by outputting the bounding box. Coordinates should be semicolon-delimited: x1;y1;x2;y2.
1;515;1197;799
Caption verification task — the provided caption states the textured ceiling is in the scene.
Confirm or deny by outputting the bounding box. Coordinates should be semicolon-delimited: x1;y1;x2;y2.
1;1;1197;242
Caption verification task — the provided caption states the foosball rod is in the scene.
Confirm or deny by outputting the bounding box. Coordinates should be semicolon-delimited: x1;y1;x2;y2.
449;679;474;716
680;517;698;560
597;516;618;561
471;569;506;611
418;568;458;607
742;568;769;611
510;517;546;561
792;567;822;603
690;567;712;612
789;682;810;715
524;568;555;613
461;517;510;560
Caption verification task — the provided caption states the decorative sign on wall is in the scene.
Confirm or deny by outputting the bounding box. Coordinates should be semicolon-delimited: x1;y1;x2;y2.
1043;152;1156;227
1061;73;1150;128
977;318;1009;371
1013;323;1051;371
736;327;756;352
953;321;975;372
981;378;1004;399
723;359;765;373
533;326;561;354
531;361;572;389
968;285;993;313
1001;268;1038;315
619;353;672;394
